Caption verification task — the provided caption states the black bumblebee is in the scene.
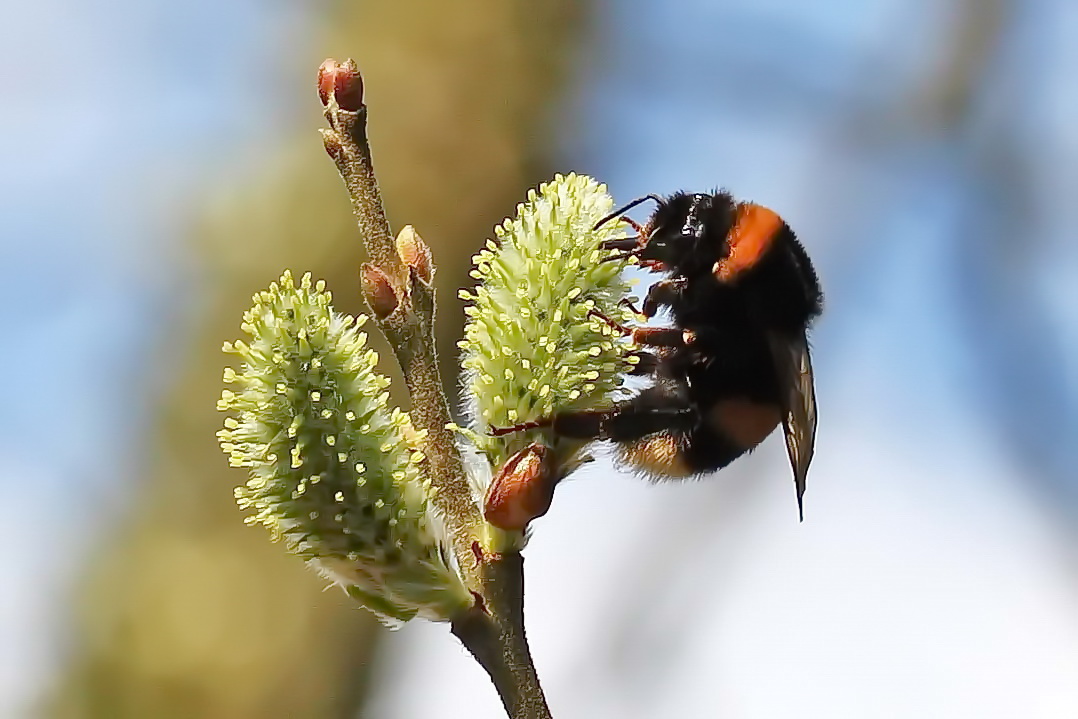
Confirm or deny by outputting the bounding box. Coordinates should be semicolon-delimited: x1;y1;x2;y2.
488;190;822;524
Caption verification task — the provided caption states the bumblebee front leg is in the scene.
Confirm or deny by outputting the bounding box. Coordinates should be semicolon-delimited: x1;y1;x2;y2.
587;308;695;348
642;278;687;317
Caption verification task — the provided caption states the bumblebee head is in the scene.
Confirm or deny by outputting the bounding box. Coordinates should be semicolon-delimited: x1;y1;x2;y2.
639;192;735;275
596;191;739;275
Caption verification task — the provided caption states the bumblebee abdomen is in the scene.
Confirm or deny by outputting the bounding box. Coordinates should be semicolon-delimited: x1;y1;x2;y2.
615;397;780;480
706;398;782;451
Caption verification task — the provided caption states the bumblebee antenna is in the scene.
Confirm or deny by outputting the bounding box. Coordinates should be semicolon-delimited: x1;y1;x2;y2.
593;194;664;230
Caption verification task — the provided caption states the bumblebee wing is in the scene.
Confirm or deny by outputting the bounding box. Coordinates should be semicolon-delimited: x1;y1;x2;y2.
769;330;817;521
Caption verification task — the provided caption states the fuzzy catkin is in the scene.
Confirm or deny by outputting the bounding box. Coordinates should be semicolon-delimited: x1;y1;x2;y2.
219;271;470;625
458;173;637;480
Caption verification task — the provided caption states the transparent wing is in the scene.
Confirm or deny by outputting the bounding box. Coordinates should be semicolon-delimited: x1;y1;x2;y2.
768;330;818;521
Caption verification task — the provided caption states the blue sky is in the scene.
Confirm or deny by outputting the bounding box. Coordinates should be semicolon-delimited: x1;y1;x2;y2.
2;0;1076;716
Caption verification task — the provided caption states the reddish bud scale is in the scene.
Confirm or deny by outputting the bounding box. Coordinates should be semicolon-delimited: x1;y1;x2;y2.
361;263;398;319
317;58;364;111
483;443;557;531
317;60;335;106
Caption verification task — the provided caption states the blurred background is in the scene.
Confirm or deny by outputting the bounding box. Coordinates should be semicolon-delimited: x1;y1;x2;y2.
3;0;1077;717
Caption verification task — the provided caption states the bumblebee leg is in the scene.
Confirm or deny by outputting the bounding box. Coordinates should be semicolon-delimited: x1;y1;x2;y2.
601;235;642;252
489;418;551;437
642;278;687;317
490;380;696;440
599;246;647;264
587;308;691;347
586;307;632;334
632;326;694;347
618;216;646;235
627;350;661;376
551;384;697;441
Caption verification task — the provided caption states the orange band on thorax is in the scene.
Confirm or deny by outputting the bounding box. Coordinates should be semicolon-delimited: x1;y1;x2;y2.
714;203;784;282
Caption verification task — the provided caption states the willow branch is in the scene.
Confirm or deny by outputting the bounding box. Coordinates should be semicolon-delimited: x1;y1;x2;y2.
317;58;551;719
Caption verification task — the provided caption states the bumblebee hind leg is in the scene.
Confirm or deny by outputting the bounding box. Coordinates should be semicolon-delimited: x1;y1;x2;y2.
546;381;696;441
627;350;663;376
490;380;697;443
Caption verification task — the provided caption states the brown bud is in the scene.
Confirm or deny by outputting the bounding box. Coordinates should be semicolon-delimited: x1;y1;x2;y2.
483;443;558;531
360;263;398;319
396;225;434;284
317;58;364;111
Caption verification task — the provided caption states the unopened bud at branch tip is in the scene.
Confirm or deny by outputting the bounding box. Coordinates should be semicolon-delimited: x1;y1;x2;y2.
317;58;364;111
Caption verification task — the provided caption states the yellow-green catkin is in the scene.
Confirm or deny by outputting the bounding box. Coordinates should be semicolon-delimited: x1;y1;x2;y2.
218;271;471;625
458;173;637;482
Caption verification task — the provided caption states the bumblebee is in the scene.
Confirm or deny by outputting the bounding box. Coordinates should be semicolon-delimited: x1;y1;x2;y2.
486;190;822;527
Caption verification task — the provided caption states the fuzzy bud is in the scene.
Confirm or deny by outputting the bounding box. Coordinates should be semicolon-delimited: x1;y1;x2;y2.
218;271;470;625
361;263;398;319
396;225;434;285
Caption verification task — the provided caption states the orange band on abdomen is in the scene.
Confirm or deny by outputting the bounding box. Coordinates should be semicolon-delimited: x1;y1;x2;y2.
707;398;782;451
